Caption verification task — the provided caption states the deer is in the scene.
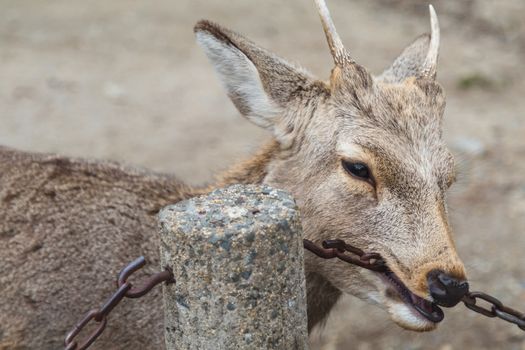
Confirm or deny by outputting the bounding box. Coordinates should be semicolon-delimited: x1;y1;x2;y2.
0;1;469;349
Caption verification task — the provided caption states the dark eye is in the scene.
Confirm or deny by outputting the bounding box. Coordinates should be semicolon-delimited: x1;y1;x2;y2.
342;160;373;184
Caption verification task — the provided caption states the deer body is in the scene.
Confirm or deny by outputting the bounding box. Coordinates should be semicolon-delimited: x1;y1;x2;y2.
0;146;190;349
1;1;468;349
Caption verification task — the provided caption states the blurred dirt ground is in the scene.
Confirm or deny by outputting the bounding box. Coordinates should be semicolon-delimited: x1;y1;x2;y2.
1;0;524;349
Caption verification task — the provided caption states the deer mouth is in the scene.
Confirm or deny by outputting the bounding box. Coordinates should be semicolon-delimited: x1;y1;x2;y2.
379;270;444;323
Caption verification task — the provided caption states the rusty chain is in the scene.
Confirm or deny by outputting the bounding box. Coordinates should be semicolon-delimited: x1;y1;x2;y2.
462;291;525;330
303;238;525;332
64;257;174;350
303;238;388;272
65;239;523;350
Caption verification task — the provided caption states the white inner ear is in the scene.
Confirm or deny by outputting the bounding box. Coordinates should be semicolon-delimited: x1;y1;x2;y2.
196;31;280;130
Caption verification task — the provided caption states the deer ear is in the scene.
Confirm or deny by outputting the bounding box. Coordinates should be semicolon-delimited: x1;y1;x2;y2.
194;20;313;132
377;34;431;83
379;5;441;82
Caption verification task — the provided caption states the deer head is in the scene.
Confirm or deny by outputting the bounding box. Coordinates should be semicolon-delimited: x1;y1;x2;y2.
195;1;467;332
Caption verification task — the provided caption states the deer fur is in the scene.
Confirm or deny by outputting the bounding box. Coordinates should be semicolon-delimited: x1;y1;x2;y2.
0;1;466;349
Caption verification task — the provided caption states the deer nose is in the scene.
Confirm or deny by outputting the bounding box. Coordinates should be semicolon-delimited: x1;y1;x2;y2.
427;270;469;307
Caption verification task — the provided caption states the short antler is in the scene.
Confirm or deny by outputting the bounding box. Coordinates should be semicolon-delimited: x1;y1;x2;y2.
313;0;351;66
421;5;440;78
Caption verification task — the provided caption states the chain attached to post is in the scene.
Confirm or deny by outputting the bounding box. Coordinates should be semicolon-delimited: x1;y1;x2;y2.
66;239;524;350
64;257;175;350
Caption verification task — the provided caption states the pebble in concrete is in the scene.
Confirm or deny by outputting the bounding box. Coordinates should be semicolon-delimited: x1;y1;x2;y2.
159;184;308;350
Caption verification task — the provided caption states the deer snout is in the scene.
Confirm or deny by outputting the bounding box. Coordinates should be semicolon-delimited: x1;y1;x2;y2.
427;269;469;307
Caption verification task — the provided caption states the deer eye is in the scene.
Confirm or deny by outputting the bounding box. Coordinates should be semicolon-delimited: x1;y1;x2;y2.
342;160;373;184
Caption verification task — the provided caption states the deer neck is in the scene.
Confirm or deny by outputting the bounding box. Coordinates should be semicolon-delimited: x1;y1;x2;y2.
214;139;279;188
305;271;342;331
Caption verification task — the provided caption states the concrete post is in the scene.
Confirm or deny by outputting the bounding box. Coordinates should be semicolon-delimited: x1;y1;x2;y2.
159;184;308;350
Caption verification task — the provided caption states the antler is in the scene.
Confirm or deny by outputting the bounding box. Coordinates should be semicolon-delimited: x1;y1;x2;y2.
421;5;440;78
313;0;351;66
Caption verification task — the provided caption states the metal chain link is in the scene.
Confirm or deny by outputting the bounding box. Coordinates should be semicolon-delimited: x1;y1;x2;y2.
64;257;175;350
303;238;525;332
462;291;525;330
303;238;387;272
65;238;524;350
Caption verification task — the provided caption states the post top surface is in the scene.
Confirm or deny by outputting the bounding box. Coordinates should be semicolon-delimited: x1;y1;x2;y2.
159;184;299;241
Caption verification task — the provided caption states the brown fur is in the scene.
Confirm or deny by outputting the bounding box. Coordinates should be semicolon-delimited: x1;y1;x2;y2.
0;147;192;349
1;5;466;349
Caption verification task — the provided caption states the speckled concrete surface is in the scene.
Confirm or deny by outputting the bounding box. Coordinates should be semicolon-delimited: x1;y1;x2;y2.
159;185;308;350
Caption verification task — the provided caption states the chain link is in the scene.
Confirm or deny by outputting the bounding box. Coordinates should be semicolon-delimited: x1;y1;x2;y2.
64;257;175;350
303;238;525;332
303;238;387;272
66;239;525;350
462;291;525;330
